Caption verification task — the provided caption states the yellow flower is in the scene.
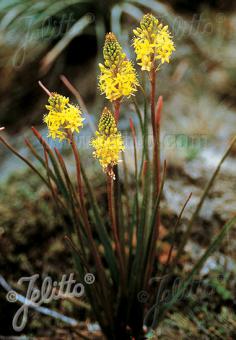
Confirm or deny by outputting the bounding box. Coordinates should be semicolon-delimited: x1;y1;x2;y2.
91;107;125;178
133;13;175;71
99;32;139;102
43;93;83;141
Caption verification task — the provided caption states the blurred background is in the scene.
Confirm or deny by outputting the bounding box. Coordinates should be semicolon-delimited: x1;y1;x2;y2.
0;0;236;338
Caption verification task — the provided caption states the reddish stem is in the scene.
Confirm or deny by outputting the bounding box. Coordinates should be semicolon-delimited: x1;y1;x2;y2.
155;96;163;127
69;133;113;311
113;100;124;258
142;160;148;188
150;68;160;196
154;96;163;196
107;174;125;289
150;66;161;216
150;68;156;131
130;118;139;225
114;100;121;123
38;80;52;97
145;68;163;285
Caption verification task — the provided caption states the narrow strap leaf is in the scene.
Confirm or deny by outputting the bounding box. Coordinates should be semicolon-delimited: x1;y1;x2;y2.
156;217;236;324
31;127;70;201
24;137;57;183
0;135;49;187
174;136;236;265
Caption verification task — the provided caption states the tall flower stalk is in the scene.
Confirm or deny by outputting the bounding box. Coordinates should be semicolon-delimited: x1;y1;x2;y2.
133;14;174;194
133;15;175;278
1;13;236;340
98;32;139;254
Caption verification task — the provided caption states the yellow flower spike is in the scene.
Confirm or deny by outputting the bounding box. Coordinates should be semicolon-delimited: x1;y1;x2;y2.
133;13;175;71
99;33;139;102
43;93;84;141
91;107;125;179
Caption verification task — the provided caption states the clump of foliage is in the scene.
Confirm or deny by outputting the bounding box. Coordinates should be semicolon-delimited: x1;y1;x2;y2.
1;13;235;340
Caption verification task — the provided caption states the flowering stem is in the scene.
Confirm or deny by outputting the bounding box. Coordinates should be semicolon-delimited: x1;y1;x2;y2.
142;91;149;163
150;67;161;275
38;81;52;97
69;132;113;317
114;100;121;123
155;96;162;197
150;68;156;130
150;68;160;197
107;174;125;289
113;100;125;259
121;153;131;227
80;161;119;285
130;118;139;226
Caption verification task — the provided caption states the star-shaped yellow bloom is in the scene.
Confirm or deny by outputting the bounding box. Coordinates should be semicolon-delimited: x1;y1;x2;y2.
133;14;175;72
43;93;84;141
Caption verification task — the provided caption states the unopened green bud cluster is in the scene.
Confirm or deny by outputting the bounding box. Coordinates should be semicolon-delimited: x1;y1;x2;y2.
98;107;117;135
140;13;159;32
103;33;124;67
